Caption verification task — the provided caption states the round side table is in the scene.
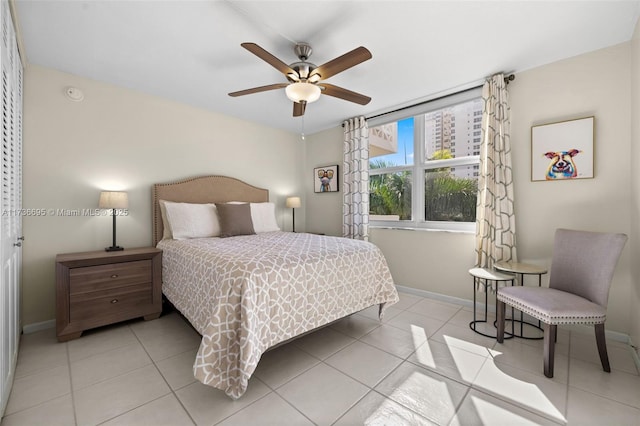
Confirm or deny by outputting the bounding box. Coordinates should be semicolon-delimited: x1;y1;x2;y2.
494;261;547;340
468;267;515;339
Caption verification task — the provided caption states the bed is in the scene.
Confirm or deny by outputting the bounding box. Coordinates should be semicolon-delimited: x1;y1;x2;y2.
152;175;399;399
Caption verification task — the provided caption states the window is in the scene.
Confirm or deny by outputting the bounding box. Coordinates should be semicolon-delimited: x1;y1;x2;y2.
368;88;482;231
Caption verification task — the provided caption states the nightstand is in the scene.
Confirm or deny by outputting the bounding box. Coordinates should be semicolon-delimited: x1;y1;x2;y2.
55;247;162;342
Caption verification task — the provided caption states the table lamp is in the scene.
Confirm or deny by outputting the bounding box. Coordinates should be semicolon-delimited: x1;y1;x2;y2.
99;191;128;251
285;196;301;232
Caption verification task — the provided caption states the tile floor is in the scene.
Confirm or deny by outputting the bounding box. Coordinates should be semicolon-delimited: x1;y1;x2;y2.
1;291;639;425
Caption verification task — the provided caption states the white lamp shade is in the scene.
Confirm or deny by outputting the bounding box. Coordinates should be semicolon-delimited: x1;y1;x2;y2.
99;191;129;209
285;83;321;104
286;197;301;209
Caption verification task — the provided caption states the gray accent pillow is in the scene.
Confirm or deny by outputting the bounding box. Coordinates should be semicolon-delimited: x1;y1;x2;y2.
215;203;256;238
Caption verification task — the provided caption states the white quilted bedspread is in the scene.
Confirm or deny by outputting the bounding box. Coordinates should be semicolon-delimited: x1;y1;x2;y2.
158;231;398;399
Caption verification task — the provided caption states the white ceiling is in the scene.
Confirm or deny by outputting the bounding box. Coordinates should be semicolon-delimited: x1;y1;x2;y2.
14;0;640;135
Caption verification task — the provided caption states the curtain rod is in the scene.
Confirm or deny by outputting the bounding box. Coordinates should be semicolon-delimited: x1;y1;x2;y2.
343;73;515;126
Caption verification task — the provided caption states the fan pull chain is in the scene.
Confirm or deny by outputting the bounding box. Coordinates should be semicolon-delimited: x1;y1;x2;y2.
301;115;306;141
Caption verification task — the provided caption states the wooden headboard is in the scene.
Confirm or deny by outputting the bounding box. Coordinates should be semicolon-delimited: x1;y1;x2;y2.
152;175;269;246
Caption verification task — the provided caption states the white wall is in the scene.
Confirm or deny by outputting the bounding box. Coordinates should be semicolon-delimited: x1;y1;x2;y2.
510;43;632;333
306;42;633;333
630;19;640;351
22;65;303;326
305;126;343;236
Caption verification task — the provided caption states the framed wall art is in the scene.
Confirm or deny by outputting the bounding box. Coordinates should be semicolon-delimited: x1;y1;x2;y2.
314;165;339;193
531;116;594;181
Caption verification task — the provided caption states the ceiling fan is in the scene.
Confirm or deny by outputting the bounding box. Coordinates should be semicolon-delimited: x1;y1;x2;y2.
228;42;372;117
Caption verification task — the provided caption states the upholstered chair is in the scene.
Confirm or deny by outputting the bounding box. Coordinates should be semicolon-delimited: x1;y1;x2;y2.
496;228;627;378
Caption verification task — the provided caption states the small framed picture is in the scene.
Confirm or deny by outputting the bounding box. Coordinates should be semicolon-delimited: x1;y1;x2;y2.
531;116;594;181
314;165;339;193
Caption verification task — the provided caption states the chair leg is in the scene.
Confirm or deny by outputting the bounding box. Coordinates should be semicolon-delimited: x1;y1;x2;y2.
553;325;558;343
595;323;611;373
543;323;556;378
496;300;505;343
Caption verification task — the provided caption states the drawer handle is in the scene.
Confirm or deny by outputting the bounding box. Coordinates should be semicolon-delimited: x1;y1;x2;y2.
110;274;118;279
110;299;118;304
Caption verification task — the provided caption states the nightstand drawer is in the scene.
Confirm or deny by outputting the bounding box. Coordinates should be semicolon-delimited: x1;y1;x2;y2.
69;260;152;294
69;283;152;322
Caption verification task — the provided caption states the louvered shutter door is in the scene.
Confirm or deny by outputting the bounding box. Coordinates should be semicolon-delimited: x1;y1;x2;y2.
0;0;22;416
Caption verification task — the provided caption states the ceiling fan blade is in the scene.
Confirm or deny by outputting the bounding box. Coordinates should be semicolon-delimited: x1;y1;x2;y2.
310;46;372;81
319;83;371;105
241;42;296;76
228;83;288;97
293;101;306;117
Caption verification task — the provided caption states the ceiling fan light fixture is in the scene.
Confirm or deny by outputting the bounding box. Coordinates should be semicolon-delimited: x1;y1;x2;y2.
285;82;321;104
308;73;321;83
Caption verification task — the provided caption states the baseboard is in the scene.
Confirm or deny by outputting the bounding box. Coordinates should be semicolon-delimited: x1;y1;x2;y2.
396;285;476;308
628;336;640;372
395;285;632;344
22;319;55;334
560;324;630;343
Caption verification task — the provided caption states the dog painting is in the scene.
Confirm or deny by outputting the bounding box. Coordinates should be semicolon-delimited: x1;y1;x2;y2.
531;117;594;181
544;149;581;180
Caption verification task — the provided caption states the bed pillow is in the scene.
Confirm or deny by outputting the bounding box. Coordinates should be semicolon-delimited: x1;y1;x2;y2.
158;200;173;240
215;203;256;238
162;201;221;240
226;201;280;233
250;202;280;233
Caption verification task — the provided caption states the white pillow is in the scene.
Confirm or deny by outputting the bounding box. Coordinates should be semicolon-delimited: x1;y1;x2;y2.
250;202;280;233
162;201;221;240
158;200;173;240
227;201;280;233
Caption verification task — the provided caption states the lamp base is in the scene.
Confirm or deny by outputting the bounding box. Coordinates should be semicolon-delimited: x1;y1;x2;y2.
105;246;124;252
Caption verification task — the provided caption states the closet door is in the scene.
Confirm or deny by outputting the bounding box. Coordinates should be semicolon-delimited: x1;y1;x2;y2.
0;0;21;417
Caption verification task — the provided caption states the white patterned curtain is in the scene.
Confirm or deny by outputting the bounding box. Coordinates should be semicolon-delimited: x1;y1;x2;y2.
475;74;517;267
343;116;369;240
